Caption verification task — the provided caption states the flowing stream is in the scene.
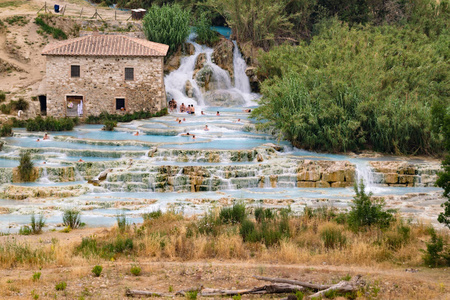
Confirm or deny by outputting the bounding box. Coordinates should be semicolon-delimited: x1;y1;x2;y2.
0;37;444;232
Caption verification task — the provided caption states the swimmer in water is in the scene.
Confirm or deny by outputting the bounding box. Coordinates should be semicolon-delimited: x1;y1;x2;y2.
192;135;196;139
216;111;220;116
78;159;84;162
243;109;252;113
181;132;190;136
204;125;209;131
133;131;139;136
36;138;40;142
43;133;49;140
201;111;205;115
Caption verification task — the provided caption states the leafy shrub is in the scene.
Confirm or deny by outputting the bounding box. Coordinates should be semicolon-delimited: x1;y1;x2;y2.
30;213;46;234
18;152;34;182
142;209;162;220
194;12;219;46
35;17;67;40
75;236;134;259
320;224;347;249
116;212;127;233
19;226;32;235
55;281;67;291
0;124;12;137
254;207;274;223
130;265;141;276
295;290;304;300
347;181;394;231
219;202;247;224
62;209;82;229
32;271;41;281
26;116;75;131
0;91;5;102
240;214;290;247
422;230;450;267
185;290;197;300
5;15;28;26
92;265;102;277
85;108;167;124
102;120;117;131
0;103;12;114
142;4;190;55
11;98;29;111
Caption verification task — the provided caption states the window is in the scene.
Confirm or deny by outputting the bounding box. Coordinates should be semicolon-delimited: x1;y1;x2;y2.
71;65;80;78
116;98;125;110
125;68;134;81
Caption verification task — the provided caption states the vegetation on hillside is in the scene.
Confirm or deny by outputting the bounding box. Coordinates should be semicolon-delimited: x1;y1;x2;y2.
142;4;191;54
253;8;448;154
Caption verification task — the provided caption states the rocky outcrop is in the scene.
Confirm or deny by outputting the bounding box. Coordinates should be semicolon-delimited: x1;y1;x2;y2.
0;183;88;200
195;65;213;92
245;66;259;93
370;161;440;187
185;81;193;98
164;47;181;73
296;160;355;188
212;37;234;81
203;90;245;107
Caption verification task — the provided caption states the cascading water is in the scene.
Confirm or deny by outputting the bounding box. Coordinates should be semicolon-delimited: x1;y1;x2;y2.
354;160;376;192
164;34;258;111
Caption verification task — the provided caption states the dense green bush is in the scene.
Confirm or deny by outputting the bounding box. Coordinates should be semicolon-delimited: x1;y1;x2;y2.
102;120;117;131
347;181;395;231
26;116;75;131
86;108;167;124
30;213;46;234
254;18;449;154
11;98;29;111
422;230;450;267
194;12;219;46
92;265;103;277
142;4;190;54
0;103;11;114
0;91;5;102
18;152;34;182
0;124;12;137
219;202;246;224
130;264;141;276
35;16;67;40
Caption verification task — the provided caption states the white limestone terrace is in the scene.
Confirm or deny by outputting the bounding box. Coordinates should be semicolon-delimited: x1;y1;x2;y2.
0;37;445;233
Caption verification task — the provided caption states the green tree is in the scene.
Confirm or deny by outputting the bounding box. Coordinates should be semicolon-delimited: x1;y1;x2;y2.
194;12;219;45
18;152;34;182
142;4;191;55
436;109;450;229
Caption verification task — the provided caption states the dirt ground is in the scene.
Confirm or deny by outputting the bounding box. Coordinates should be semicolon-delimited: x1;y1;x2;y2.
1;227;449;300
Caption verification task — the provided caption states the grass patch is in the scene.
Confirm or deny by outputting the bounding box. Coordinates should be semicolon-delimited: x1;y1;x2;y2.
85;108;168;124
63;209;82;229
0;0;26;8
35;16;67;40
5;15;28;26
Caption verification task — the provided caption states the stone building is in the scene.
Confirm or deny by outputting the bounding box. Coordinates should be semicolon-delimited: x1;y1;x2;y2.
41;33;168;117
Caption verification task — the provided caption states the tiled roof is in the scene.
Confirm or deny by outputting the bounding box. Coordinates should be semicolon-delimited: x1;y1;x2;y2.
42;34;169;57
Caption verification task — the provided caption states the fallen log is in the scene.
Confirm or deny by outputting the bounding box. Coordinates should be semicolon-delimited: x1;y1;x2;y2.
175;286;203;296
201;284;304;296
126;289;166;297
253;275;331;290
308;275;363;299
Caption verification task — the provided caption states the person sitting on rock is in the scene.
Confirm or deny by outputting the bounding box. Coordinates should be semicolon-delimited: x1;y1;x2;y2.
204;125;209;131
180;103;186;113
186;105;192;114
190;105;195;114
133;131;139;136
173;99;177;111
216;111;220;116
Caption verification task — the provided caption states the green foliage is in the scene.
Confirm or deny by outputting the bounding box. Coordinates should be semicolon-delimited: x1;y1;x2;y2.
85;108;167;124
320;226;347;249
219;202;246;224
19;226;32;235
35;17;67;40
422;230;450;267
11;98;29;111
0;124;12;137
26;116;75;131
75;236;134;259
142;209;162;220
92;265;103;277
194;12;219;46
62;209;82;229
254;17;449;154
254;207;275;223
18;152;34;182
0;103;12;114
116;212;128;233
347;181;394;231
185;290;198;300
55;281;67;291
130;264;141;276
32;271;41;281
0;91;5;102
295;290;304;300
232;294;241;300
102;120;117;131
142;4;190;54
5;15;28;26
239;211;290;246
30;213;46;234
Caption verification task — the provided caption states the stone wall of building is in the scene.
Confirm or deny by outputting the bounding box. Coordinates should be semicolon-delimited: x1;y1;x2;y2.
45;55;166;117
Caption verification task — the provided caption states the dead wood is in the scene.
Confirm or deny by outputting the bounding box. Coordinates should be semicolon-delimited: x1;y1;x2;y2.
175;286;203;296
126;289;166;297
253;275;331;290
308;275;363;299
200;284;304;296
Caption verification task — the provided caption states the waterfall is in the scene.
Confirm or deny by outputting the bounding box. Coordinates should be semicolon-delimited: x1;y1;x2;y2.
164;35;258;110
232;41;251;94
38;167;53;184
354;160;375;192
